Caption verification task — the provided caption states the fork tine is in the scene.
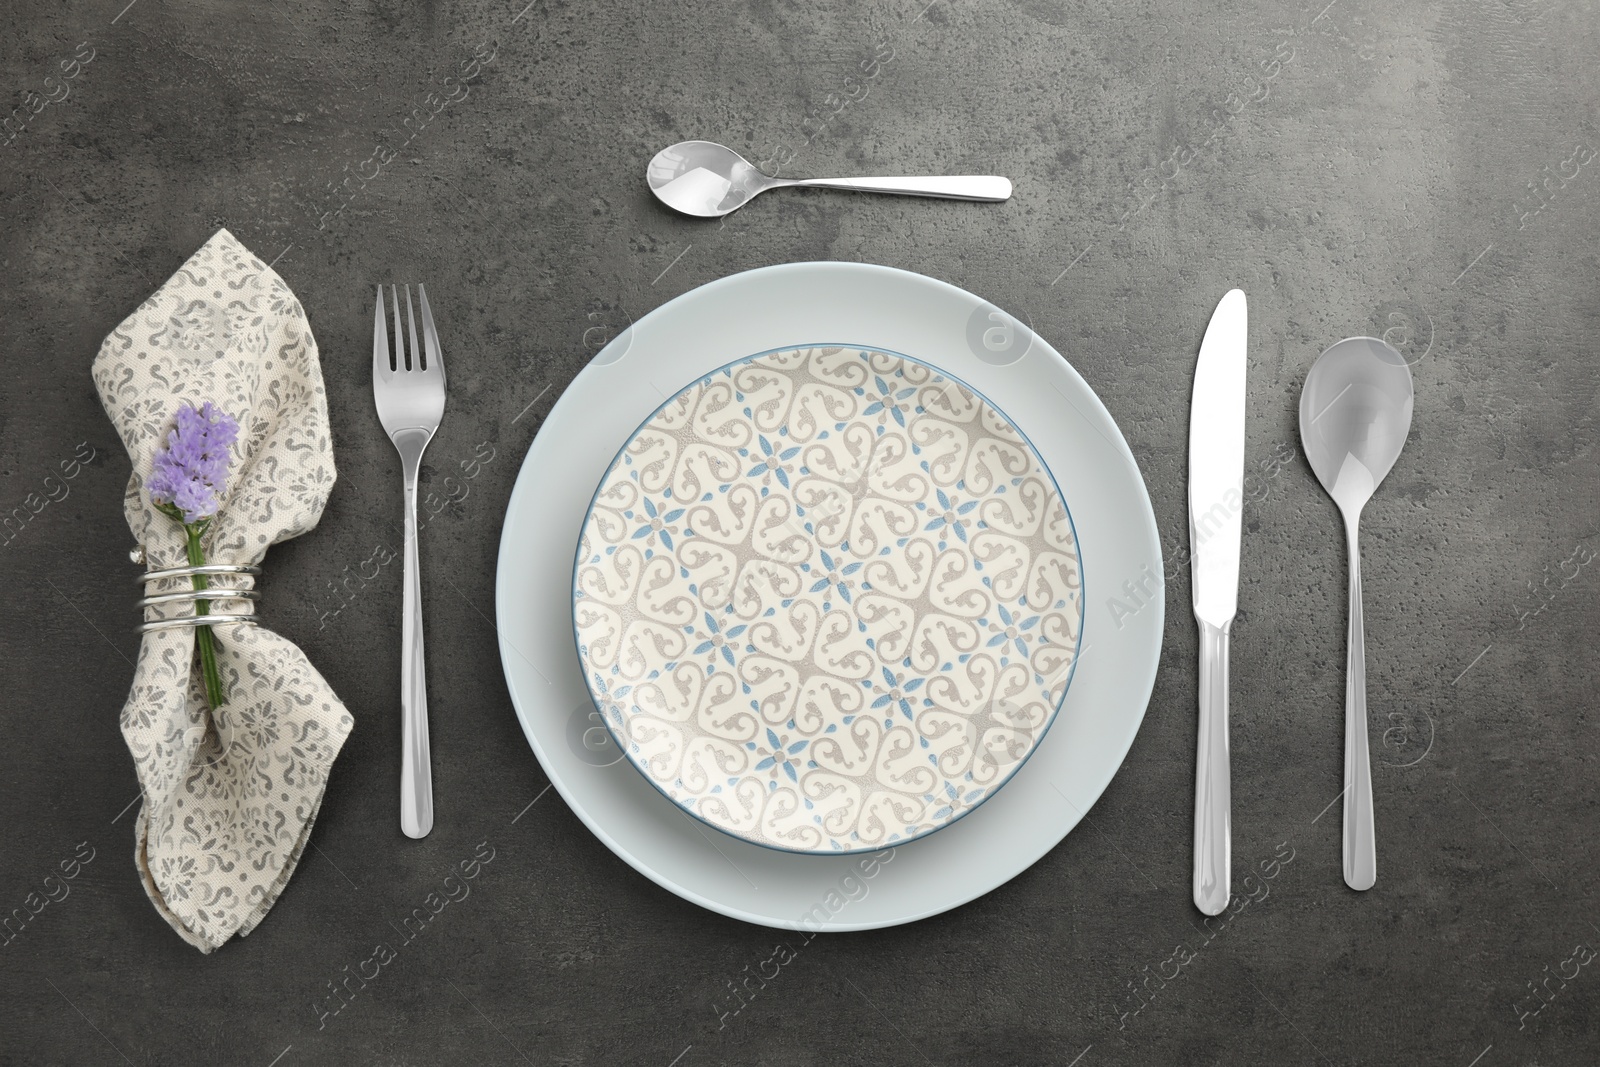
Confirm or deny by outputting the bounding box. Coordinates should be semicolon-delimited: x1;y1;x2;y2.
373;286;391;376
417;284;444;380
404;285;423;372
391;284;408;370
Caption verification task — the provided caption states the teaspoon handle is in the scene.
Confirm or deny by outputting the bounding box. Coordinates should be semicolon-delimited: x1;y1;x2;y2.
1343;514;1375;890
787;175;1012;202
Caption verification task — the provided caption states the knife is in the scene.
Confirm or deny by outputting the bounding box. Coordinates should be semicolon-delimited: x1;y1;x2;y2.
1188;288;1247;916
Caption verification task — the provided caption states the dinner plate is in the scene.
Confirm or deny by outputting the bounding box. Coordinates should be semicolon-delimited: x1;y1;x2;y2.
497;262;1162;930
572;344;1085;853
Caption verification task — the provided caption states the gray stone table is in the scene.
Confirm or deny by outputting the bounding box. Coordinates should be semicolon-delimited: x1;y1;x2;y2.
2;0;1596;1064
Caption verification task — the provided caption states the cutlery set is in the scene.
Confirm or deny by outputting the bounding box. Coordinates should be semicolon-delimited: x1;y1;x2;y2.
374;154;1415;901
1187;290;1414;912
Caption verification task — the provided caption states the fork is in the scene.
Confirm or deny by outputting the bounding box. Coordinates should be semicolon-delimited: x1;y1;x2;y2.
373;284;446;839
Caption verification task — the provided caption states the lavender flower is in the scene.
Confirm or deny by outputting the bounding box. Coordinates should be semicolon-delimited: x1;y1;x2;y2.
147;401;240;710
148;402;239;522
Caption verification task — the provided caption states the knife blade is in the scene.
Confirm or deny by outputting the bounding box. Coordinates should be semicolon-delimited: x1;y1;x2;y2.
1188;288;1247;916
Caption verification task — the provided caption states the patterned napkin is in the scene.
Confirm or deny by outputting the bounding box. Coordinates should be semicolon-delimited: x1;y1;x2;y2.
92;229;353;952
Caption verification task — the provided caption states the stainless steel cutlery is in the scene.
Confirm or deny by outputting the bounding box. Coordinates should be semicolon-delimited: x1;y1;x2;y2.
647;140;1012;218
1298;337;1415;891
1182;300;1421;904
373;284;446;840
1187;289;1248;916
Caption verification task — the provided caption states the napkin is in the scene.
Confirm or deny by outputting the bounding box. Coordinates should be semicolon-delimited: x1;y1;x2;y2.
92;229;353;953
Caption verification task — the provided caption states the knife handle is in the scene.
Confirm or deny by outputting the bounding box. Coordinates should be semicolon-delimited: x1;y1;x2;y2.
1193;618;1232;915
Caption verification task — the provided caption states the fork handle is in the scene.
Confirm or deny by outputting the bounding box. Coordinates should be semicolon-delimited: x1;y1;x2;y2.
399;445;433;839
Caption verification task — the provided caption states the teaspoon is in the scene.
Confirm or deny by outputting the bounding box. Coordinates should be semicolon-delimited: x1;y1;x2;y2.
647;140;1012;218
1298;336;1414;892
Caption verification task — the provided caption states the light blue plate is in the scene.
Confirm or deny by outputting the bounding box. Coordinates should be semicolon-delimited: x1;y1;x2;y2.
497;263;1162;929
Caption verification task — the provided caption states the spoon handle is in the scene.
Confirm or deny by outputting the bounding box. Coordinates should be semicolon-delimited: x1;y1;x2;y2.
787;175;1012;202
1343;514;1376;890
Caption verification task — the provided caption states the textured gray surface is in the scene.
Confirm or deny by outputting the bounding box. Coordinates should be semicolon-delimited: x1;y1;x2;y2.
2;0;1597;1064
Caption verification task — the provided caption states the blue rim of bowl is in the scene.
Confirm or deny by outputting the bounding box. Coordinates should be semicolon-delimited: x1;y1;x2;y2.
570;342;1087;856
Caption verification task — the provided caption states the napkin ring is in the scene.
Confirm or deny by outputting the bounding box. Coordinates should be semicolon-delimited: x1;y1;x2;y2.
133;559;262;635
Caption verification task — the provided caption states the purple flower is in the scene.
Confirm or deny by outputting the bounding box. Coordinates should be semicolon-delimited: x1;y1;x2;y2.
147;402;239;524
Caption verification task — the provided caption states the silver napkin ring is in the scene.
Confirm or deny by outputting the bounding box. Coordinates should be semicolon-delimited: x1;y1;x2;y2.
134;556;263;635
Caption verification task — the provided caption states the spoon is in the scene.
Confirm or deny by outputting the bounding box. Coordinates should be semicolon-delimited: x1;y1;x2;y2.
647;140;1012;218
1298;336;1414;892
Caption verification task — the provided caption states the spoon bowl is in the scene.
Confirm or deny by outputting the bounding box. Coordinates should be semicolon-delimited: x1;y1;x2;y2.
1298;336;1414;893
646;140;1012;218
1300;338;1415;513
647;140;767;218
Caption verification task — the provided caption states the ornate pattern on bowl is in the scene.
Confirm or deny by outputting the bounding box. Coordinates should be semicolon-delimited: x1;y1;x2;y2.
573;345;1083;852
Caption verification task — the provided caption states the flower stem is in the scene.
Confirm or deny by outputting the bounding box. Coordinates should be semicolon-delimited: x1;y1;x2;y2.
184;523;226;708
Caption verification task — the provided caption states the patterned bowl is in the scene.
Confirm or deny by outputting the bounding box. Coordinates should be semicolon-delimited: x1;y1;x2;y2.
572;345;1084;853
